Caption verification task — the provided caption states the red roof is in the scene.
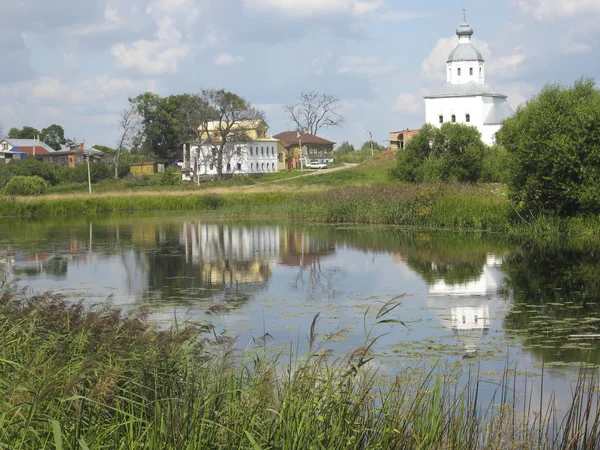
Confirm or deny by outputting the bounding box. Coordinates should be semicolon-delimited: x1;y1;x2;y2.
273;131;335;147
16;146;50;156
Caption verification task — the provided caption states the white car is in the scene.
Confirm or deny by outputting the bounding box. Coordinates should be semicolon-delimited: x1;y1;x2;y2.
306;161;328;169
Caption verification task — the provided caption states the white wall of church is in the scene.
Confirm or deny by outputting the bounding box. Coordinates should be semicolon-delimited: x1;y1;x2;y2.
425;96;481;128
447;62;484;84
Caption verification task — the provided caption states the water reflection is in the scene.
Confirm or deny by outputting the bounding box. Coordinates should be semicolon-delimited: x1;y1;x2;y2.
2;217;600;371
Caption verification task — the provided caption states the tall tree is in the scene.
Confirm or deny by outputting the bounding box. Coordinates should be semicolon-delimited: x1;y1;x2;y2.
40;124;66;150
497;78;600;217
284;91;345;135
335;141;355;155
8;126;40;139
115;105;141;178
198;89;264;179
129;92;183;162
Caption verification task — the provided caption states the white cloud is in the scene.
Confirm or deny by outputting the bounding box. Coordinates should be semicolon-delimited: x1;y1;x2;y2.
516;0;600;21
312;49;333;75
31;77;68;100
393;93;422;114
560;40;593;54
421;36;525;81
242;0;382;18
380;10;430;21
111;0;206;75
338;55;395;76
214;53;245;66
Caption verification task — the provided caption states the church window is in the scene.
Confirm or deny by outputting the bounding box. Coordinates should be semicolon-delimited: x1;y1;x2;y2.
457;68;461;76
451;114;456;123
250;147;253;156
479;67;482;76
466;114;471;123
469;68;473;75
439;115;444;124
251;163;254;170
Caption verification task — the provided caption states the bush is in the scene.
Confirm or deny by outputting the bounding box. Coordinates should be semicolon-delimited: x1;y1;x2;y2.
497;78;600;216
481;145;510;183
0;165;12;189
4;175;49;196
391;123;485;183
7;157;60;185
155;167;180;186
70;162;113;184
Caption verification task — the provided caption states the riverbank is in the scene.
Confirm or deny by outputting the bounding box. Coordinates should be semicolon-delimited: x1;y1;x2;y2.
1;292;598;449
3;182;600;236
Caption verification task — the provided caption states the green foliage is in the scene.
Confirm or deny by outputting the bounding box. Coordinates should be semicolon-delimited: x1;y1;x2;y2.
156;167;180;186
4;175;49;196
481;145;511;183
70;162;113;184
497;78;600;217
92;145;115;154
7;157;59;185
40;124;66;150
360;140;387;153
334;141;355;155
0;165;12;189
7;125;40;139
391;123;486;183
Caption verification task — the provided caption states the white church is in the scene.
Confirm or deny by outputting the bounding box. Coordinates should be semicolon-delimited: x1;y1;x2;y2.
424;17;515;145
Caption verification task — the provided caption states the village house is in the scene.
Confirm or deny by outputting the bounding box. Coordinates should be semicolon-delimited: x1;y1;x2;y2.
0;138;55;164
42;143;106;168
186;120;284;178
389;128;420;150
272;132;335;170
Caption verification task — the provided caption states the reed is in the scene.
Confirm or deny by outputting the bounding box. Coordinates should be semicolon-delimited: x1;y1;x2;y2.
1;290;600;449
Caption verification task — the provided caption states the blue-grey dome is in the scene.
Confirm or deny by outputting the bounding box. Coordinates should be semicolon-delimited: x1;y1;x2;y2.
456;23;473;37
447;43;484;62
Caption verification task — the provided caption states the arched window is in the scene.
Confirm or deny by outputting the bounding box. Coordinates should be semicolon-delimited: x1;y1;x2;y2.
465;114;471;123
469;68;473;75
457;68;461;76
479;67;482;76
451;114;456;123
439;115;444;124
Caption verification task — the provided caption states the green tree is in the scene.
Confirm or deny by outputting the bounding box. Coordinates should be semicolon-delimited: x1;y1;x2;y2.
129;92;183;163
497;78;600;217
8;126;40;139
40;124;66;150
390;123;485;183
335;141;355;155
360;140;387;153
199;89;264;179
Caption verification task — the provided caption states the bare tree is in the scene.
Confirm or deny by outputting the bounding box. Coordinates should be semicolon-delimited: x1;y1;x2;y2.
198;89;264;179
284;91;345;136
115;105;141;178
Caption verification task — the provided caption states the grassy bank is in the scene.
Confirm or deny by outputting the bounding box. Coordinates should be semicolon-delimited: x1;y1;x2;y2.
3;181;600;236
1;292;599;449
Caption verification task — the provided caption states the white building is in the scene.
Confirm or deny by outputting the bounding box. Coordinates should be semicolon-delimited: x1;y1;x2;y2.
424;19;515;145
188;120;281;177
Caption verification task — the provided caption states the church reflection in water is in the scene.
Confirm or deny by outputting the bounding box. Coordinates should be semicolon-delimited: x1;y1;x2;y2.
426;255;506;357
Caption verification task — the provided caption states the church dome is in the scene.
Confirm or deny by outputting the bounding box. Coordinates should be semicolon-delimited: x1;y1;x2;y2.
447;44;484;62
456;23;473;37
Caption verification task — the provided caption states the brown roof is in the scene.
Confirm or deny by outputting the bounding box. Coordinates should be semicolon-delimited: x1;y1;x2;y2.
15;146;50;156
273;131;335;147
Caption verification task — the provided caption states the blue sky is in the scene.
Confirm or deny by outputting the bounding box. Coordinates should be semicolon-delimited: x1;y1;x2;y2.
0;0;598;149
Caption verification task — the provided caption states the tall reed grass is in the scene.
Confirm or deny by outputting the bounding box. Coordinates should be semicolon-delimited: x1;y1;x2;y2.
1;290;599;449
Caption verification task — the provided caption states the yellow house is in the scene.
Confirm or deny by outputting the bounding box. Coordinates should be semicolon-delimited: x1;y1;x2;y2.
191;119;287;175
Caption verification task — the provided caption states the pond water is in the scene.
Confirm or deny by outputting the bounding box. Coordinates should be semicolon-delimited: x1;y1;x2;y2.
2;215;600;409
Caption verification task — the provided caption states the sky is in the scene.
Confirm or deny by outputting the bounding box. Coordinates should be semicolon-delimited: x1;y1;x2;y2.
0;0;599;149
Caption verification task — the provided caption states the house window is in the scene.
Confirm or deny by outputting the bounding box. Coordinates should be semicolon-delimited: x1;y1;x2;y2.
451;114;456;123
251;163;254;170
439;115;444;124
227;163;231;172
272;147;275;155
250;147;253;156
272;162;275;170
237;162;242;171
1;143;7;151
261;163;264;170
209;163;214;170
466;114;471;123
261;147;264;155
469;67;473;75
236;146;241;157
457;68;461;76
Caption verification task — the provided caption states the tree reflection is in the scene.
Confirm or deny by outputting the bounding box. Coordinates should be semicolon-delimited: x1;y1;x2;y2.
502;241;600;364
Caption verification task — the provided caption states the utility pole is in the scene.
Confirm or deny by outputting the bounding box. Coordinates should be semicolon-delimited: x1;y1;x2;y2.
297;130;305;172
362;129;374;157
86;142;92;194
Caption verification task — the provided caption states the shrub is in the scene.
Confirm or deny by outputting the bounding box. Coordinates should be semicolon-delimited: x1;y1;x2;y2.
4;175;49;196
391;123;485;183
481;145;511;183
8;157;60;185
0;165;12;189
497;78;600;216
155;167;180;186
70;162;113;184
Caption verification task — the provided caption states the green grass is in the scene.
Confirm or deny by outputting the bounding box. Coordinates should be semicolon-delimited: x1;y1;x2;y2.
281;158;395;186
1;291;599;449
251;168;311;182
